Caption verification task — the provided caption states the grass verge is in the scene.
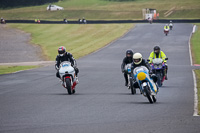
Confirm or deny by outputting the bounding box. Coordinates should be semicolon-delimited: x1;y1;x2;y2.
8;24;134;60
191;24;200;64
0;0;200;20
191;23;200;114
0;66;38;75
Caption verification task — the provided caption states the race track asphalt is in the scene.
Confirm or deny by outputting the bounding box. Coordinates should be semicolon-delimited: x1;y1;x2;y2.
0;24;199;133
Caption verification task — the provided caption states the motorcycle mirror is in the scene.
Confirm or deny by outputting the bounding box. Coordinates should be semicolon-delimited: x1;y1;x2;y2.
147;59;150;62
165;58;168;60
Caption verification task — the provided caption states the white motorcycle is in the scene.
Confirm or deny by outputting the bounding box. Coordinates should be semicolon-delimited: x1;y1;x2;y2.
125;63;136;94
59;61;78;95
133;66;158;103
169;23;173;30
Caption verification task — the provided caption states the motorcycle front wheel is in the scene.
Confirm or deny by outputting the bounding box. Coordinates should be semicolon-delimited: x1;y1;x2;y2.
156;73;162;87
65;78;72;95
144;86;153;103
130;79;136;95
152;95;157;103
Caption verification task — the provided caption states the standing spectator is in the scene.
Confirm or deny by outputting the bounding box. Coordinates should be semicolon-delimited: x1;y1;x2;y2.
49;3;51;10
37;19;40;24
63;18;68;23
1;17;5;24
78;18;82;24
83;19;87;24
82;17;87;24
157;13;159;19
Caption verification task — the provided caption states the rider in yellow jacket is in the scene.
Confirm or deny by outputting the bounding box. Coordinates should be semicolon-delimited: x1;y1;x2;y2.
148;46;168;80
164;24;169;30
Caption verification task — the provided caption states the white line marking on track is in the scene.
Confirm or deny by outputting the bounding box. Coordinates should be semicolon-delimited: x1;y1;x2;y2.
189;31;193;66
193;25;196;33
193;70;199;116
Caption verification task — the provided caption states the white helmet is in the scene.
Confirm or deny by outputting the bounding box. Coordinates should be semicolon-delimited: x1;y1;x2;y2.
165;24;168;26
133;53;142;65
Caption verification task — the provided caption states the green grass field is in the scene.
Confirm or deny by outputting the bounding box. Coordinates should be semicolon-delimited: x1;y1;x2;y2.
0;66;38;75
191;24;200;64
1;0;200;20
8;24;133;60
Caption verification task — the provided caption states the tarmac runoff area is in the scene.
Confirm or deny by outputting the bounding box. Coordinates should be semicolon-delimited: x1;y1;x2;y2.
0;25;44;64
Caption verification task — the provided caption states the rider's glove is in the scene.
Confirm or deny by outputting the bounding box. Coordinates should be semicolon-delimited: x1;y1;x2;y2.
149;70;153;75
55;65;59;71
122;69;125;73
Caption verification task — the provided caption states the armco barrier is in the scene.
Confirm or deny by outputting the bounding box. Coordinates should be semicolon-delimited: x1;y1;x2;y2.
5;19;200;24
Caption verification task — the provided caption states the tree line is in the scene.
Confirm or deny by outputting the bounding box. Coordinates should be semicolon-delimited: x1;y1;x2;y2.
0;0;59;8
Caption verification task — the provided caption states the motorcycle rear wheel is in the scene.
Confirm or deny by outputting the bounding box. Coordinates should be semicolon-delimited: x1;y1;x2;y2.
65;78;72;95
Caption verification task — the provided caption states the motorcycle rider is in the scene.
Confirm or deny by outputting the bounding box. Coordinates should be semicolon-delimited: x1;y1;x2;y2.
169;20;173;25
132;53;156;89
55;46;79;82
121;49;134;86
164;24;169;30
169;20;173;29
148;46;168;80
132;52;150;71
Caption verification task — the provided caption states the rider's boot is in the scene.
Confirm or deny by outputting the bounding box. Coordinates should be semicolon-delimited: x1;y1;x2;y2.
59;80;65;87
165;65;168;80
75;76;79;84
165;75;168;80
125;81;128;87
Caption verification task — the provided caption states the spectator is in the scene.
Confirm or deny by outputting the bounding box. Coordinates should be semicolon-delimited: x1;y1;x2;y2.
63;18;68;23
1;17;5;24
37;19;40;24
78;18;82;24
82;17;87;24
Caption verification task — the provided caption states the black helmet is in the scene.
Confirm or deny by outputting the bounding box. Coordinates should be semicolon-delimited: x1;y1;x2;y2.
154;46;160;54
126;49;133;58
58;46;66;56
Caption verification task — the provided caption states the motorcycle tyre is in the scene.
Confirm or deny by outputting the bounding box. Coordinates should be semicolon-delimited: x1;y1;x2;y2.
144;86;153;104
156;74;162;87
130;80;136;95
152;95;157;103
65;78;72;95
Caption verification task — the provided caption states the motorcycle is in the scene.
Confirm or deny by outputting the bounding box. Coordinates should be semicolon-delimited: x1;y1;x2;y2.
133;66;158;103
169;23;173;30
164;28;169;36
149;58;168;87
125;63;136;94
59;61;78;95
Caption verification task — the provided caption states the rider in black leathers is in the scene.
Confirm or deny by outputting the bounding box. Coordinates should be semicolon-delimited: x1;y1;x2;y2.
55;46;79;79
121;50;134;86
